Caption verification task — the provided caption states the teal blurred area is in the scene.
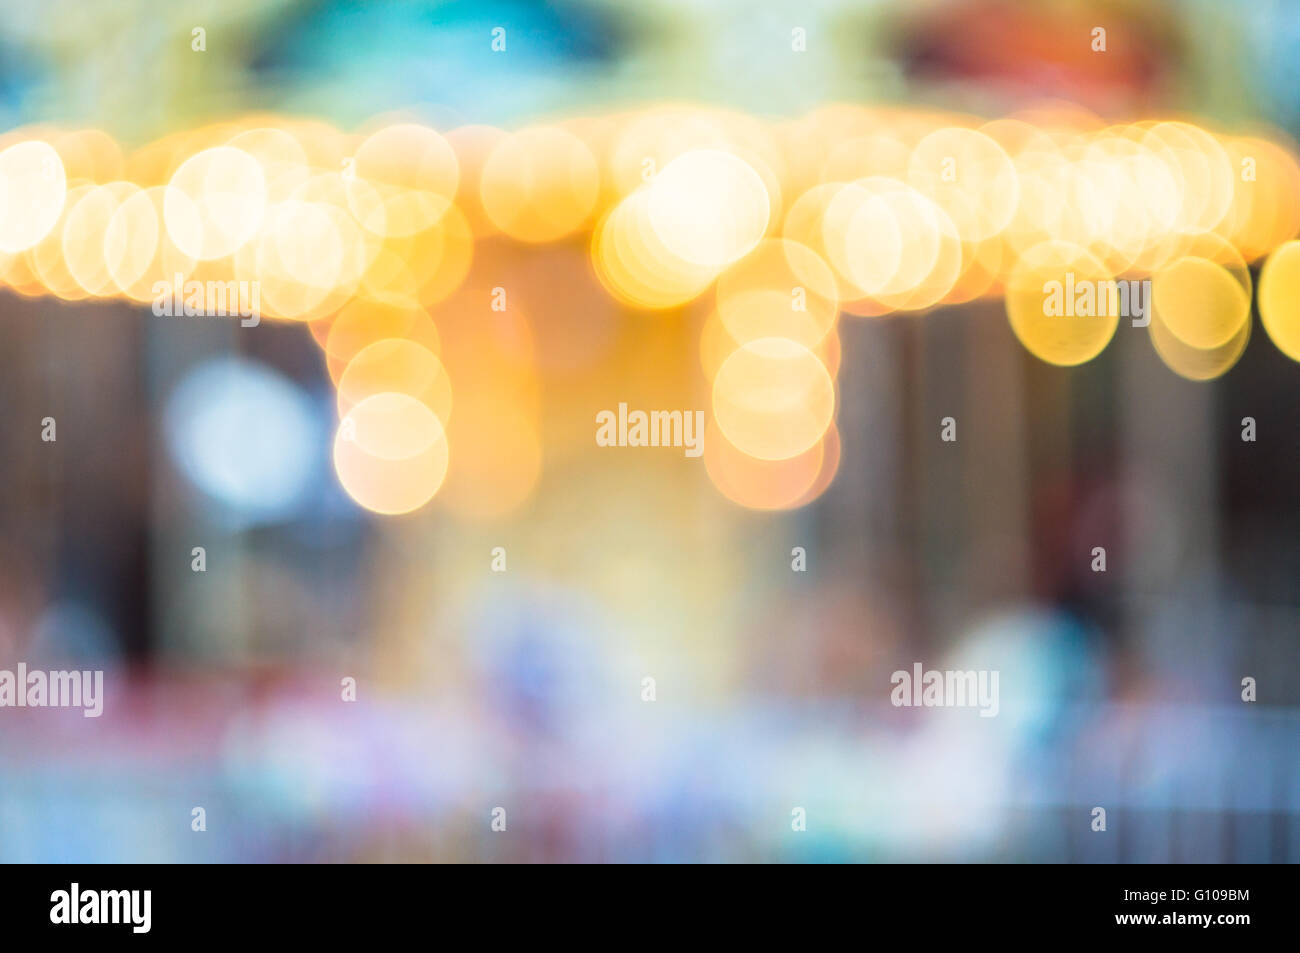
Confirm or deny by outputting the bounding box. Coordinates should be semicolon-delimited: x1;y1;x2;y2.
0;0;1298;138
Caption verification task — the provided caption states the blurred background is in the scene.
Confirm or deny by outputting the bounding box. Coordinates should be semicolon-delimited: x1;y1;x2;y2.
1;0;1298;862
